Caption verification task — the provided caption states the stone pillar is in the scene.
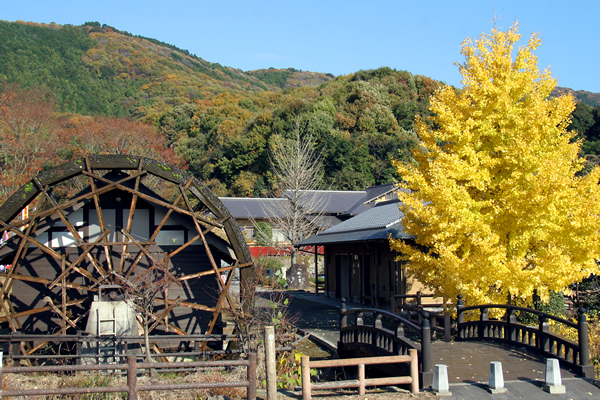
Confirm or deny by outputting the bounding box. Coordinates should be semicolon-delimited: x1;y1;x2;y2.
432;364;452;396
544;358;566;394
488;361;508;394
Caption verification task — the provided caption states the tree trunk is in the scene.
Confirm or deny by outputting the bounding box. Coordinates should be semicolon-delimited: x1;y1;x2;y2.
144;320;152;364
290;247;297;266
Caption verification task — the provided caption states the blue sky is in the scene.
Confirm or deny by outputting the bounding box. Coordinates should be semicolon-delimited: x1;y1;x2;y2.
3;0;599;92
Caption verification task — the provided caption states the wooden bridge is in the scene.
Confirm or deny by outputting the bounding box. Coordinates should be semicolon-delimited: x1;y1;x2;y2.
337;296;594;388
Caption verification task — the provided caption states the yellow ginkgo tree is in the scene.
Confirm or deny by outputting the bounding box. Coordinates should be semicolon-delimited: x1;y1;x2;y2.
390;23;600;309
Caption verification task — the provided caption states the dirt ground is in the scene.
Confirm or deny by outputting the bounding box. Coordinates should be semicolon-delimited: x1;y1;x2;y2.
259;387;437;399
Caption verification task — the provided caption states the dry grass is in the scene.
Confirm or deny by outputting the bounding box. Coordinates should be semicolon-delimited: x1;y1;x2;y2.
2;366;249;400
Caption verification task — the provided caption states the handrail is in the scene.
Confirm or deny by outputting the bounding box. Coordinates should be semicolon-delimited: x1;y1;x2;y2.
456;295;593;378
341;307;422;332
457;304;578;329
338;298;433;388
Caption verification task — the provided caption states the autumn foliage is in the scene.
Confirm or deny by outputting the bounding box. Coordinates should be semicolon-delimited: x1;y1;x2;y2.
390;24;600;309
0;86;183;203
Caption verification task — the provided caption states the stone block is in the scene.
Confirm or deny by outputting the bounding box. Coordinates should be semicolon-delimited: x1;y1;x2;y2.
488;361;508;394
287;263;309;289
433;364;452;396
544;358;566;394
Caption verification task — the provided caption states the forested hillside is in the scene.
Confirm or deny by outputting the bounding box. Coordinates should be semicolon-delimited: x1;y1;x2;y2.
0;20;333;118
1;20;600;200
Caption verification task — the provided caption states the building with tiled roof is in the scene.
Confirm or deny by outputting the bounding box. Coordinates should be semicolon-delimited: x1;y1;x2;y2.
298;196;431;306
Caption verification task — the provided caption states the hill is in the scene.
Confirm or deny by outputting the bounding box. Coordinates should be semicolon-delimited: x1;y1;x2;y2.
0;20;333;118
2;20;600;198
553;87;600;108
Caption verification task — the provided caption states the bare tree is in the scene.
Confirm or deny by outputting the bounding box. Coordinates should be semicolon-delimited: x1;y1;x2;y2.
114;267;176;365
255;121;327;266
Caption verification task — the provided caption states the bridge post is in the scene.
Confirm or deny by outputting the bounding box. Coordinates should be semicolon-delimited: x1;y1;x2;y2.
457;295;464;339
340;298;347;329
479;308;489;339
443;311;451;342
506;307;517;343
538;315;550;352
421;311;432;387
578;307;594;378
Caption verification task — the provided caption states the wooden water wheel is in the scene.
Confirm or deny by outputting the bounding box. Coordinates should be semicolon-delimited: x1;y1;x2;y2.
0;155;253;355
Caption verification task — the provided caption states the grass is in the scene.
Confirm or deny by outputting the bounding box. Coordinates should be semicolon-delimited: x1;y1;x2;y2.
2;367;249;400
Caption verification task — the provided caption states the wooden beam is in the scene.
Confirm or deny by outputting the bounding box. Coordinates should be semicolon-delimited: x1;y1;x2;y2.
178;187;240;336
49;230;110;289
84;171;223;229
123;177;194;280
0;171;146;235
119;159;144;275
149;296;181;332
33;178;107;278
154;297;215;312
0;298;86;323
0;272;98;292
85;157;113;274
120;230;181;287
44;296;78;330
179;264;238;282
0;223;100;285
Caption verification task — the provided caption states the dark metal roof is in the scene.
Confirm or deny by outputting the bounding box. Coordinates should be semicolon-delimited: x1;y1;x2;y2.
297;201;413;245
283;190;370;215
219;197;290;219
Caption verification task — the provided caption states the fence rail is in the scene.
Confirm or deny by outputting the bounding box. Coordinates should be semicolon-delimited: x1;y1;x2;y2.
300;352;419;400
338;299;433;387
0;352;257;400
0;333;297;364
456;295;594;378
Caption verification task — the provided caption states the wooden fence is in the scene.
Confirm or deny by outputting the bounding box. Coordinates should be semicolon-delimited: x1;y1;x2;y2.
300;351;419;400
0;352;257;399
338;299;433;387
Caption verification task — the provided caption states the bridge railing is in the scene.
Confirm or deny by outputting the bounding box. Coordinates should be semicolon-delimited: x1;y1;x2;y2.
392;293;452;342
456;295;594;378
338;298;433;388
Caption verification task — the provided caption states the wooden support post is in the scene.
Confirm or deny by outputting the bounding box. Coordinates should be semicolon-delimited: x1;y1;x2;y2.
314;250;318;296
247;352;257;400
127;355;138;400
302;355;311;400
61;255;67;335
264;326;277;400
340;298;347;329
421;311;432;388
358;363;365;395
480;308;489;339
444;311;451;343
578;307;594;378
457;295;464;339
409;348;419;395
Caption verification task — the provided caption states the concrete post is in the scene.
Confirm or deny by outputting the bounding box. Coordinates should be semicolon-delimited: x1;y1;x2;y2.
264;326;277;400
432;364;452;396
488;361;508;394
544;358;566;394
